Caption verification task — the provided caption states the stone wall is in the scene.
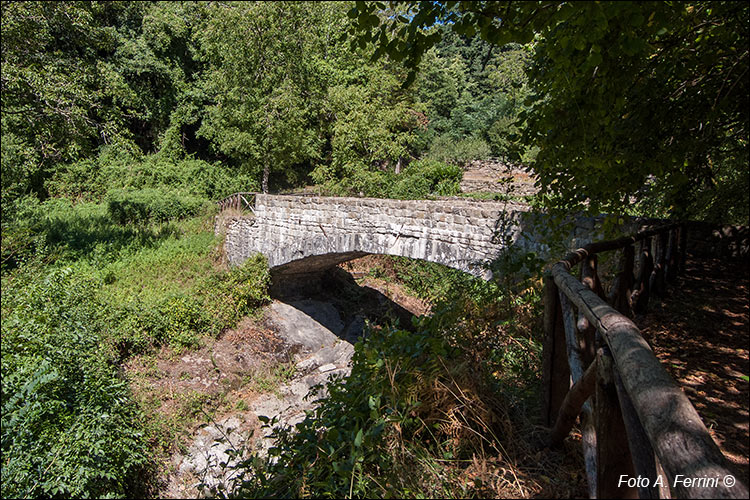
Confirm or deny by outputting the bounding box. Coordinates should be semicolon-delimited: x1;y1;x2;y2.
218;194;538;279
215;194;662;288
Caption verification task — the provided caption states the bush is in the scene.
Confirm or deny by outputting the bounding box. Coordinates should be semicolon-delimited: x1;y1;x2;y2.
161;294;206;350
1;196;45;272
319;160;462;200
106;188;206;225
389;171;433;199
1;268;151;498
48;152;259;204
102;253;271;357
322;168;391;198
231;321;510;498
421;159;463;195
46;159;103;200
453;137;491;164
427;135;491;166
201;253;271;333
99;155;259;201
391;159;462;199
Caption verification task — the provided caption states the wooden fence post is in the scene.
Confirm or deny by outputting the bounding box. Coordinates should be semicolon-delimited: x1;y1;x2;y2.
595;347;637;498
633;238;654;314
547;360;597;446
613;369;664;499
542;275;570;427
654;230;668;296
578;255;604;367
558;290;599;496
613;245;635;316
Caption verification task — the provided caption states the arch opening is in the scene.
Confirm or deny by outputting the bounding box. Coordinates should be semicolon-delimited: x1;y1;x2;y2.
269;251;491;297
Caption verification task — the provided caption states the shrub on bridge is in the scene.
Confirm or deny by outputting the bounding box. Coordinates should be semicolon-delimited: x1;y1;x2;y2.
392;159;462;198
321;159;463;199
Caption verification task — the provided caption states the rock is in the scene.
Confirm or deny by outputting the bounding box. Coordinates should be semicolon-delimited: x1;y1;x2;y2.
288;299;345;335
177;416;250;497
342;315;366;343
296;341;354;374
266;301;343;355
170;299;356;498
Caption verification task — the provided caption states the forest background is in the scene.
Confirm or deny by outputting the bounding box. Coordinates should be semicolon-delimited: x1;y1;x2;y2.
1;1;747;498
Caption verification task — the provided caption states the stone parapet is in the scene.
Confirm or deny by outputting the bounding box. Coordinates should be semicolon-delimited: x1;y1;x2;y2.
216;194;653;281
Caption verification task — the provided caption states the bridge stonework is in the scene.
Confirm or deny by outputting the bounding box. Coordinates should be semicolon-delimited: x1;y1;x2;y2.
216;194;598;285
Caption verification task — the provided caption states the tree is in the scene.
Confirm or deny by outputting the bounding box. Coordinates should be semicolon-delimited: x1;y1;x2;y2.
348;1;749;222
195;2;322;193
1;2;122;200
0;1;204;204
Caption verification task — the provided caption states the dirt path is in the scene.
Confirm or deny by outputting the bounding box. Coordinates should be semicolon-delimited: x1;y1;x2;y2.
637;256;749;486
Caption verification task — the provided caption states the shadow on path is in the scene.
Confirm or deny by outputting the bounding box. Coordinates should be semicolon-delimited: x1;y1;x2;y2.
638;256;749;485
271;266;421;344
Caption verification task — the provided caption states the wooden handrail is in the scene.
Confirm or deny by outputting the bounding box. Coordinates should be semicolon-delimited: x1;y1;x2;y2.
543;223;747;498
217;192;257;213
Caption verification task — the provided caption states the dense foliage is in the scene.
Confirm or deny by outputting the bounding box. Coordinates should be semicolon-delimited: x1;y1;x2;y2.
1;203;271;496
1;1;535;212
349;1;749;222
4;1;746;222
1;269;150;498
2;1;746;497
228;260;543;498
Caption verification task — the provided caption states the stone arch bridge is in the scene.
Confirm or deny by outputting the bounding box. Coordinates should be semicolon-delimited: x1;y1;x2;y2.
216;194;597;288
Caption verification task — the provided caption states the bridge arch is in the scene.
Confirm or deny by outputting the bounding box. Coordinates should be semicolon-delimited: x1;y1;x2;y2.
216;194;596;289
219;194;534;272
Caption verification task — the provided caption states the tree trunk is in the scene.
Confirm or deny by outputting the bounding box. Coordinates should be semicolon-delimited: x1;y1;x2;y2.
262;159;269;194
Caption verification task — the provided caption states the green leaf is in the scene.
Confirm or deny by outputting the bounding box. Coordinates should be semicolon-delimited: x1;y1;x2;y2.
589;51;602;67
368;394;379;410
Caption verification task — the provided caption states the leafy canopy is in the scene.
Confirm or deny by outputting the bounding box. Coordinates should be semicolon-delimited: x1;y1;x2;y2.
349;1;749;222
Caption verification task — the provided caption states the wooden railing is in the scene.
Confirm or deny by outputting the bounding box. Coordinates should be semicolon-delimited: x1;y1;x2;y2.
542;223;747;498
217;192;256;213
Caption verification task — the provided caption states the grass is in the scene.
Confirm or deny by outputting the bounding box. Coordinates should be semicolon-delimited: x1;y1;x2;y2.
456;191;537;204
242;360;297;396
103;223;218;295
2;196;273;497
